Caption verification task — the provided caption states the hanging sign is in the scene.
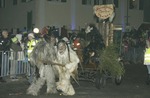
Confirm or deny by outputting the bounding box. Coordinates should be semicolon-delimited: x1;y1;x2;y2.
93;4;114;20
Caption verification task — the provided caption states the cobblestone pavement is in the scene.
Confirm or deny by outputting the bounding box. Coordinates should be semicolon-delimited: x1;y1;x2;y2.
0;63;150;98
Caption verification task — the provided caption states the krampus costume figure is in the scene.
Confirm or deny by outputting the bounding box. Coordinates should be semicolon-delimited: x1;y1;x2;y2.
26;40;57;96
85;24;105;50
53;40;79;95
27;33;79;96
83;24;105;65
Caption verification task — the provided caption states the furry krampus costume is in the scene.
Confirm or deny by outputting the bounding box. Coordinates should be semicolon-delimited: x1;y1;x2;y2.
53;40;80;95
27;41;57;96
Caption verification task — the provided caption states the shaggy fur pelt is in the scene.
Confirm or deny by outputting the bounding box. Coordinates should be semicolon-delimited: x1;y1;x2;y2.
27;41;57;96
29;41;57;69
53;40;80;95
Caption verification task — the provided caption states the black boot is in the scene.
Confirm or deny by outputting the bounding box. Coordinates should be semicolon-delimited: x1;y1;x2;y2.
146;74;150;85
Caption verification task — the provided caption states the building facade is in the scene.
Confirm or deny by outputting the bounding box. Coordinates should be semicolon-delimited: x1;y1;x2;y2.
0;0;145;32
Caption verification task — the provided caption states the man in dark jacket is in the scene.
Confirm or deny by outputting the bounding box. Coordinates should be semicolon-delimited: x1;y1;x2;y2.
0;30;11;82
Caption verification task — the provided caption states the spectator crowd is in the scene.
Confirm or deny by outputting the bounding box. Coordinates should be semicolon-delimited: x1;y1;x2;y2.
0;25;150;84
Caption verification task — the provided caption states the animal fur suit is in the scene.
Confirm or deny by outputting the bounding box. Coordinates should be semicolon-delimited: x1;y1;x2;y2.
53;41;80;95
27;41;57;96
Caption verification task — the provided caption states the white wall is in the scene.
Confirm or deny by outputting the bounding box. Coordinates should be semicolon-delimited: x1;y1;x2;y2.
0;0;144;32
0;0;35;31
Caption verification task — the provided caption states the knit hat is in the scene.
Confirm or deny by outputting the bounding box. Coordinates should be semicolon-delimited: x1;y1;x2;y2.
28;33;35;38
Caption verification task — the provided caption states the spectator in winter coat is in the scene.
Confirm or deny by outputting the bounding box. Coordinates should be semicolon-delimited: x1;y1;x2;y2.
0;30;11;82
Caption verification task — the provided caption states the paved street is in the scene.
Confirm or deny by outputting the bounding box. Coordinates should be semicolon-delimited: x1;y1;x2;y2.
0;63;150;98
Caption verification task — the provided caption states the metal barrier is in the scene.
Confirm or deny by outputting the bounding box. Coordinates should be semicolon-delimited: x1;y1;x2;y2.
0;51;31;78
